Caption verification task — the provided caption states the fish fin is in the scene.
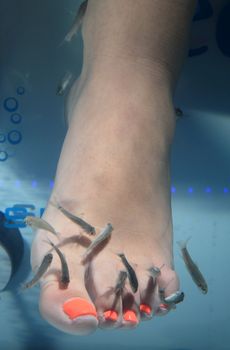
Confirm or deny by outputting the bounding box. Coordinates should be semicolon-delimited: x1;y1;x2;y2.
176;236;192;250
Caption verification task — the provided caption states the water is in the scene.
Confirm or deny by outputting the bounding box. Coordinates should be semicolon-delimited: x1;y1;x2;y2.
0;0;230;349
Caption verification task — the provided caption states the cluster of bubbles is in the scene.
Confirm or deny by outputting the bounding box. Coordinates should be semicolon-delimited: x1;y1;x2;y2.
0;86;25;161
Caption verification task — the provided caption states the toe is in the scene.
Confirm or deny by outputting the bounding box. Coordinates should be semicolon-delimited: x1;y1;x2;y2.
85;253;140;330
136;265;156;320
152;267;180;316
121;289;140;329
137;263;180;319
85;256;123;329
30;226;98;335
39;283;98;335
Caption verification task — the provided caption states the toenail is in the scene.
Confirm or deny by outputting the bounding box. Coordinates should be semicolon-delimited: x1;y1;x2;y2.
159;303;170;310
123;310;138;323
63;297;97;320
103;310;118;321
140;304;152;315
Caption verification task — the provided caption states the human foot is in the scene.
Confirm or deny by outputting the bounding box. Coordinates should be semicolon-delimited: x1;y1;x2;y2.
30;60;181;334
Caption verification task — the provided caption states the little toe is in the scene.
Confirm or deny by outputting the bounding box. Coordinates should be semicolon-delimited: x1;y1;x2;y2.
137;263;180;319
153;267;180;316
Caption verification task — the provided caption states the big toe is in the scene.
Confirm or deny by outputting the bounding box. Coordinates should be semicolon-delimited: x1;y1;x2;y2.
39;283;98;335
30;228;98;335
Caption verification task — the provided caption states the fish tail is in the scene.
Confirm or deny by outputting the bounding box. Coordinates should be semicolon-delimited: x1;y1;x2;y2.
176;236;192;250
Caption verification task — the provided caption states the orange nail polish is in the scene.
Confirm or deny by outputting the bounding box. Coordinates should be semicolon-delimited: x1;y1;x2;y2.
63;297;97;320
103;310;118;321
123;310;138;323
159;303;169;310
140;304;152;315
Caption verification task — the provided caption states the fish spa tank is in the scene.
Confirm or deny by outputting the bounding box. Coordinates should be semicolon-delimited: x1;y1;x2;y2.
0;0;230;349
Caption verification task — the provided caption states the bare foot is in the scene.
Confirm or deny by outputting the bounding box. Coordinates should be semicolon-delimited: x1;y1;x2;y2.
30;0;195;335
31;60;179;335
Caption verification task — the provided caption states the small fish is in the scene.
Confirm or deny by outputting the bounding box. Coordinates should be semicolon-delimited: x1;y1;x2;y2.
21;253;53;290
159;287;184;305
62;0;88;44
164;291;184;304
114;271;128;294
50;200;96;235
147;263;165;278
82;223;113;260
177;237;208;294
45;238;70;289
118;253;138;293
56;71;73;96
25;216;58;236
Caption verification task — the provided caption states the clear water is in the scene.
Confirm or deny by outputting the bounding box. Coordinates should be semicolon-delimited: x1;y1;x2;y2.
0;0;230;349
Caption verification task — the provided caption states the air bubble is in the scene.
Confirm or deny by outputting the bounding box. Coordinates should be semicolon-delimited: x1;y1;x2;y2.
8;130;22;145
0;133;6;143
11;113;22;124
16;86;25;95
4;97;19;112
0;150;8;161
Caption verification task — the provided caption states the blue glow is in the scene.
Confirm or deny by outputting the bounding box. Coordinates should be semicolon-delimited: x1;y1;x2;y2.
224;187;229;193
40;208;45;217
188;187;193;193
16;86;25;95
4;97;19;112
32;180;37;188
0;150;8;161
49;180;54;188
205;187;212;193
0;133;6;143
8;130;22;144
11;113;22;124
171;186;176;193
15;180;21;187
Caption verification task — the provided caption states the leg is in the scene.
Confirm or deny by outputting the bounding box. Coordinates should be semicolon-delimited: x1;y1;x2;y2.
31;0;196;335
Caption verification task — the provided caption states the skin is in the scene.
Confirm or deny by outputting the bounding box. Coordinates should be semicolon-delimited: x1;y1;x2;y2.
31;0;197;335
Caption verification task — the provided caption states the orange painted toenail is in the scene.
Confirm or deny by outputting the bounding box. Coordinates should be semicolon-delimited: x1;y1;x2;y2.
123;310;138;323
103;310;118;321
140;304;152;315
159;303;169;310
63;297;97;320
